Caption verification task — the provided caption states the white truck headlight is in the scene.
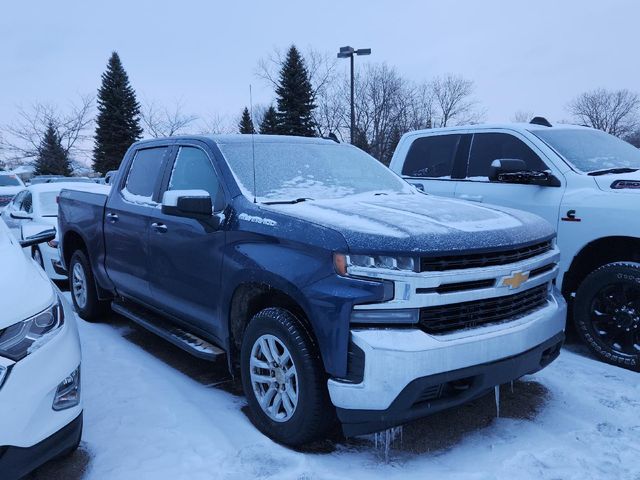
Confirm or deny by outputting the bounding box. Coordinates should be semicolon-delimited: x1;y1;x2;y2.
0;298;64;361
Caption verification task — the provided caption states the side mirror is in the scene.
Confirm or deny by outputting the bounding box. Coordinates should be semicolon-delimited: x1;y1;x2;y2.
162;190;213;218
10;210;32;220
489;159;561;187
20;228;56;248
488;159;529;181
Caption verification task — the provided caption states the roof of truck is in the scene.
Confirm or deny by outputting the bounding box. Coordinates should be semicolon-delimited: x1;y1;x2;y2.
134;134;340;148
405;122;591;137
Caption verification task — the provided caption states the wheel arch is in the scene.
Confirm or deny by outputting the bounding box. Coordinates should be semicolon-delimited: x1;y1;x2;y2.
227;281;321;373
562;236;640;297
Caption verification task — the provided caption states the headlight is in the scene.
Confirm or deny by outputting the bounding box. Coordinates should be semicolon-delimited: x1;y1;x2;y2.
334;253;416;276
0;298;64;361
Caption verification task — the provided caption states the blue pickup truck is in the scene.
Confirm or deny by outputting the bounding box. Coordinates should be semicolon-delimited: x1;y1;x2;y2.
58;135;566;445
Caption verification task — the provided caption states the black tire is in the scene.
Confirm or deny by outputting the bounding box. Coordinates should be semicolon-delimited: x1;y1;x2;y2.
68;250;107;322
32;246;44;269
240;307;335;446
574;262;640;371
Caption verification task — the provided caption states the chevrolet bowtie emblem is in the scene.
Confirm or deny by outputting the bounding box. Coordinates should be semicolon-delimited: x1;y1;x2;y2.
501;271;530;289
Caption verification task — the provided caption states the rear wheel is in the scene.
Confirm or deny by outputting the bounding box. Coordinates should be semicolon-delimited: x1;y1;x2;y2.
574;262;640;371
240;307;335;446
69;250;107;321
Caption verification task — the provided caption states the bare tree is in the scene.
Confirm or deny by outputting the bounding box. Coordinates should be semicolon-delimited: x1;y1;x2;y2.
141;99;198;138
431;74;484;127
0;94;94;168
511;110;534;123
568;88;640;137
198;113;236;135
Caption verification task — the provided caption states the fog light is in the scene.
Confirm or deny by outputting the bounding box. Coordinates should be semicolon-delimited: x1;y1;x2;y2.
350;308;419;324
53;366;80;411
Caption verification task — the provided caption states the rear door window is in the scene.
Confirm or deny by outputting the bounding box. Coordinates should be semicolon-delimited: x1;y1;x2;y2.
467;133;548;179
123;147;169;203
401;135;462;178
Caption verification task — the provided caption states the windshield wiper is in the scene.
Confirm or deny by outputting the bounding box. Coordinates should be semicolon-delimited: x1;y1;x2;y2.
588;167;639;176
262;197;314;205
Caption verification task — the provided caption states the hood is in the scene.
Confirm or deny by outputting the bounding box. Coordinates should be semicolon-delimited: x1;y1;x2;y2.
265;192;554;254
0;222;55;329
0;186;23;196
592;172;640;192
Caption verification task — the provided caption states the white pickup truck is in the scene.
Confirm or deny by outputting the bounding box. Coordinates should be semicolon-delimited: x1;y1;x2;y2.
390;119;640;371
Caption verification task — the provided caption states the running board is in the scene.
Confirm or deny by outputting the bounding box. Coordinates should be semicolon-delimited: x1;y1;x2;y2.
112;300;225;361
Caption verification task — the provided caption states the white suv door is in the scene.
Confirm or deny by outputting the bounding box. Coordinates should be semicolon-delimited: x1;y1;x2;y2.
453;130;566;228
392;131;471;198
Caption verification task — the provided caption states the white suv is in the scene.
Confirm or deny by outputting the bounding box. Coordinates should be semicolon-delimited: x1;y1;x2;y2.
0;219;82;479
391;119;640;371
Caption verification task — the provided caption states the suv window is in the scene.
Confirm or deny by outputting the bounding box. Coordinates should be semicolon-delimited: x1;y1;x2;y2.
168;146;222;208
467;133;547;179
10;190;26;210
21;192;33;213
402;135;462;178
124;147;168;201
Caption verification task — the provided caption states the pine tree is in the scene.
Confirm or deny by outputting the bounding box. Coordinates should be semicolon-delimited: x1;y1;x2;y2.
259;106;279;134
93;52;142;175
352;127;371;154
275;46;316;137
385;126;404;166
34;122;72;176
238;107;255;134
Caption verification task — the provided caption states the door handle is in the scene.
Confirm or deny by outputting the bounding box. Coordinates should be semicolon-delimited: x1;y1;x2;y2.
106;212;119;222
151;222;168;233
459;194;484;202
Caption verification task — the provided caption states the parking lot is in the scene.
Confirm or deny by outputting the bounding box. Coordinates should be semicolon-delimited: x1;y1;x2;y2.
28;292;639;480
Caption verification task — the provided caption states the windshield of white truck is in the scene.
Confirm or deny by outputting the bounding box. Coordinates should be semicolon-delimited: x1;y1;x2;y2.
217;141;413;202
533;128;640;174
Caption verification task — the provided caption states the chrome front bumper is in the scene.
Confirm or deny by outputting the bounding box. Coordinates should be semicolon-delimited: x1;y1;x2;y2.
328;287;566;411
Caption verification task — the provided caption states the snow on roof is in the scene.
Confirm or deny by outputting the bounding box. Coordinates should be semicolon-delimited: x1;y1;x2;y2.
134;134;338;148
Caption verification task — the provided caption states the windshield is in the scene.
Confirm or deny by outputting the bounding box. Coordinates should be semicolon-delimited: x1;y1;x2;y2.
0;175;22;187
533;128;640;173
217;141;413;201
38;191;59;216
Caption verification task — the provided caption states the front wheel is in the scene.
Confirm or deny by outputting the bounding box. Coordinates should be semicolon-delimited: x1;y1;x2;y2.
574;262;640;371
69;250;107;322
240;307;335;446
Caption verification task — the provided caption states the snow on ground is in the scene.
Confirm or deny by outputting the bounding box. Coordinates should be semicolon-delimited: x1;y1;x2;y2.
34;297;640;480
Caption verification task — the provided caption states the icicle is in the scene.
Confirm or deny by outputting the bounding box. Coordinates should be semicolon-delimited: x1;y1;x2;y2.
494;384;501;418
373;427;402;464
510;381;514;394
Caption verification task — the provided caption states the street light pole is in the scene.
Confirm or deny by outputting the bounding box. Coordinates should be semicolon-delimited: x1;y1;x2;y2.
337;46;371;144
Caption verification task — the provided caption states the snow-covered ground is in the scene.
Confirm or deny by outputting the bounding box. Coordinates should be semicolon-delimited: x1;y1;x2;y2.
33;296;639;480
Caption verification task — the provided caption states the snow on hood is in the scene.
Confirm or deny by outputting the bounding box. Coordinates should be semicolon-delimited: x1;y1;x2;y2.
0;222;55;329
265;192;554;254
0;186;23;196
592;172;640;193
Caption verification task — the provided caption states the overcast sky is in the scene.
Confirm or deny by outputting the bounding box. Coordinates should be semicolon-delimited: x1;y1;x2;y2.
1;0;638;131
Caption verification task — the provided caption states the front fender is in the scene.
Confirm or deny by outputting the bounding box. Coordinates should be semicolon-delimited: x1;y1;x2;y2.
220;238;385;377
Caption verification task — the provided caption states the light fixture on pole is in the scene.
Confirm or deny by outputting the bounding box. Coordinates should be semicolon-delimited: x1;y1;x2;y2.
337;46;371;144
